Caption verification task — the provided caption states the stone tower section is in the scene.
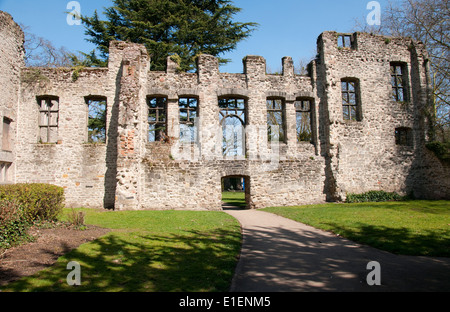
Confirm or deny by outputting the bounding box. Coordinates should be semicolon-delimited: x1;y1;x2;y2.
316;31;448;200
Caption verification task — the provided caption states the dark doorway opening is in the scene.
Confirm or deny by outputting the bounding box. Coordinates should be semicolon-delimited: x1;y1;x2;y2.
221;176;250;210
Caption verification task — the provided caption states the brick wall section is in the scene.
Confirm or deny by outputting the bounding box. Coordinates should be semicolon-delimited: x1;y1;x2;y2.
1;10;447;210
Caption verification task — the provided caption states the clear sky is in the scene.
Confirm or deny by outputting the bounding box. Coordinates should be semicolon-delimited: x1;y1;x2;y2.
0;0;396;73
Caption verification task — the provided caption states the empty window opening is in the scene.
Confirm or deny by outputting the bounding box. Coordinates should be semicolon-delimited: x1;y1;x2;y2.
179;97;198;143
38;96;59;143
341;79;361;121
148;96;167;142
2;117;11;151
86;97;107;143
0;162;11;183
221;175;250;210
391;63;407;102
267;98;286;142
219;98;246;156
395;127;412;146
295;99;313;142
338;35;353;48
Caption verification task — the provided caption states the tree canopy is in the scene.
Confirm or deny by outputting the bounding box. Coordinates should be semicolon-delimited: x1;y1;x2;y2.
80;0;257;71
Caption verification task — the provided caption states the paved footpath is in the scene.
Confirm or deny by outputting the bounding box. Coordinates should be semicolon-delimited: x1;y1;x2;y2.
225;209;450;292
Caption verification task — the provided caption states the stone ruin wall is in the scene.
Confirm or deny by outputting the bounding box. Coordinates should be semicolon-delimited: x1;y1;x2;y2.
0;11;448;210
318;32;422;200
112;42;327;210
317;31;449;200
16;66;112;208
14;38;327;210
0;11;24;183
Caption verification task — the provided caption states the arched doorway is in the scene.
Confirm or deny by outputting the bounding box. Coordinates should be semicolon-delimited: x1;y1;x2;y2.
221;175;251;210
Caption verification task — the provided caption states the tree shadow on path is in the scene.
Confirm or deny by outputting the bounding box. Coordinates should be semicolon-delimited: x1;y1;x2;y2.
229;213;450;292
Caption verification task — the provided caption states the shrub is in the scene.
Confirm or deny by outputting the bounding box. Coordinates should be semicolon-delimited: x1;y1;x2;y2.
67;209;86;229
346;190;404;203
0;200;32;249
0;184;65;223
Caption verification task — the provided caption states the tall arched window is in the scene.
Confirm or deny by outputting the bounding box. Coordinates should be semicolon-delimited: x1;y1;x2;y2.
219;98;246;157
148;96;167;142
267;98;285;142
295;98;313;142
179;97;198;143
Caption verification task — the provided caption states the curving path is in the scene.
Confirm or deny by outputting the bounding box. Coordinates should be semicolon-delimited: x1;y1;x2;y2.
225;209;450;292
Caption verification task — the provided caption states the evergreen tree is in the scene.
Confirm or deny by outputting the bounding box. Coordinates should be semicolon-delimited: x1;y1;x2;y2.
81;0;257;71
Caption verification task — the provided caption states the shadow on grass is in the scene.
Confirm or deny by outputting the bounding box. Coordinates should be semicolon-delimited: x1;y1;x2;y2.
322;222;450;257
1;228;241;292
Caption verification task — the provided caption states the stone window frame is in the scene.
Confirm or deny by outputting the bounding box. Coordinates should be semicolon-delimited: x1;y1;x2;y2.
218;96;248;157
147;95;168;142
294;97;314;143
179;96;199;143
219;97;247;127
37;95;59;143
395;127;413;147
2;116;12;151
266;97;287;143
337;34;354;49
0;162;12;183
390;62;409;103
85;95;107;144
341;78;362;122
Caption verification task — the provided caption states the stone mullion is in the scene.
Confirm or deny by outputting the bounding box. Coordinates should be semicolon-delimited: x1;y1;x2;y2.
166;97;179;140
284;98;297;148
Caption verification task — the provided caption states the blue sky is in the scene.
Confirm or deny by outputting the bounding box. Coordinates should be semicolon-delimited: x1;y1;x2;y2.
0;0;395;72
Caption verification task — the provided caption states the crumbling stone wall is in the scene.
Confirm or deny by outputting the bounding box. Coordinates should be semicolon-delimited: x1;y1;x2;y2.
1;10;447;210
118;49;326;210
16;66;111;207
0;11;24;183
317;31;449;200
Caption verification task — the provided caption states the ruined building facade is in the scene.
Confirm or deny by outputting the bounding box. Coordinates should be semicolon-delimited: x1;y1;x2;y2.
0;11;448;210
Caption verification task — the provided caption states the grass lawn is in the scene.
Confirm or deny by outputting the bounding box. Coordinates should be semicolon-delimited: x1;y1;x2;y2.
222;191;246;208
262;200;450;257
1;209;241;292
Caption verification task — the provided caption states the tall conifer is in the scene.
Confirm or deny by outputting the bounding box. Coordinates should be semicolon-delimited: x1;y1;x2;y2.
81;0;257;71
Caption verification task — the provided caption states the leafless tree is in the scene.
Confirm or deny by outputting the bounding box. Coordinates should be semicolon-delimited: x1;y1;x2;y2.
266;57;312;76
295;58;312;76
21;24;74;68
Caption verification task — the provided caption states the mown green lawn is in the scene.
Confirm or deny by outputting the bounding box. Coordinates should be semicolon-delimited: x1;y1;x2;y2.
222;191;246;208
262;200;450;257
1;209;241;292
3;200;448;292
